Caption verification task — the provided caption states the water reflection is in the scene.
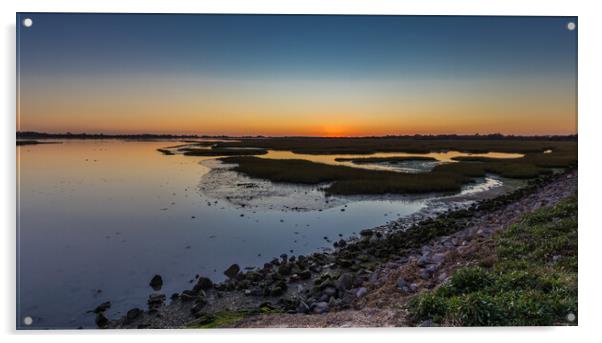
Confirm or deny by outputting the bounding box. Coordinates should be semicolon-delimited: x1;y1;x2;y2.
16;140;514;329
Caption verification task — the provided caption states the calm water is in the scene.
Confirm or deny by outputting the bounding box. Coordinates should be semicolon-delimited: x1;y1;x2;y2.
16;140;510;329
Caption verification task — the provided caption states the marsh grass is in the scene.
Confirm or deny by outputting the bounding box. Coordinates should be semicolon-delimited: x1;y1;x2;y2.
156;148;175;155
186;311;247;329
408;195;578;326
215;138;575;155
222;156;469;194
221;143;576;195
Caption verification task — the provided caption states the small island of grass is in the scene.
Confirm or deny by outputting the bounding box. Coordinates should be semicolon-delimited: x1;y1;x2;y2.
17;140;62;146
220;144;576;195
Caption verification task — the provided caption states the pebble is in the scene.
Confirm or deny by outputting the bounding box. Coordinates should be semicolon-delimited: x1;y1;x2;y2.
355;287;368;298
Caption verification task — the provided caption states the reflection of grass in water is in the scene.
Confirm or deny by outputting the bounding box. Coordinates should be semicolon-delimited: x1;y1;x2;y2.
221;145;575;195
408;195;577;326
335;156;437;163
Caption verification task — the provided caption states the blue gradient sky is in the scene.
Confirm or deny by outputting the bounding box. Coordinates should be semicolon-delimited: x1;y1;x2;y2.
17;14;577;136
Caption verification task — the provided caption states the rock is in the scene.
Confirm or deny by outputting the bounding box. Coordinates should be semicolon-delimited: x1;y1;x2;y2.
360;229;374;237
419;269;432;280
180;290;197;301
328;296;337;308
355;287;368;298
298;270;312;280
124;308;142;324
336;273;354;291
148;293;166;308
93;301;111;314
277;263;292;276
149;275;163;290
323;286;337;297
311;302;329;314
336;258;353;267
417;255;430;267
336;239;347;248
296;301;310;314
224;264;240;279
194;313;216;324
193;277;213;292
269;281;287;296
95;312;109;328
398;277;412;294
190;299;207;316
431;253;446;264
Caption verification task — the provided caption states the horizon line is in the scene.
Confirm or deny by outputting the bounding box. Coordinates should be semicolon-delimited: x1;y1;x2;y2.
16;131;578;139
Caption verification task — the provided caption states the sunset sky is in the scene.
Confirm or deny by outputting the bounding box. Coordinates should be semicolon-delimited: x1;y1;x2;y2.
17;14;577;136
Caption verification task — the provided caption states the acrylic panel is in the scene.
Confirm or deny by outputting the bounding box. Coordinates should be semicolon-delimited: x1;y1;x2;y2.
16;13;577;329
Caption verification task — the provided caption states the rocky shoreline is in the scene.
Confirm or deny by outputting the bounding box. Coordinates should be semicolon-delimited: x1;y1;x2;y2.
102;169;577;329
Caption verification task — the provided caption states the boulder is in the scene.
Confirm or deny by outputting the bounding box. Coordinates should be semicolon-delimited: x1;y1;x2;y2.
93;301;111;314
336;273;354;291
149;275;163;290
147;293;166;311
193;277;213;292
397;277;410;294
224;264;241;279
95;312;109;328
124;308;142;324
417;255;430;267
296;301;310;314
359;229;374;237
311;302;329;314
298;270;312;280
190;299;207;316
180;290;197;301
323;286;338;297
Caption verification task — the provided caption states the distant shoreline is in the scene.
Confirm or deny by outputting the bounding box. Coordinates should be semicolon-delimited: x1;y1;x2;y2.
17;131;577;141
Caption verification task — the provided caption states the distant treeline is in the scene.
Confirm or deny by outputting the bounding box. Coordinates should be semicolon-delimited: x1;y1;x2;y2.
17;131;208;140
359;134;577;141
17;131;577;141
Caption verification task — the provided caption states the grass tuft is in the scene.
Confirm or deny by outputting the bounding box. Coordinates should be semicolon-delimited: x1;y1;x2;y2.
407;195;578;326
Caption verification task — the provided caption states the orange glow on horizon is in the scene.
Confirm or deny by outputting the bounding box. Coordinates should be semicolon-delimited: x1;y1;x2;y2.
17;74;577;137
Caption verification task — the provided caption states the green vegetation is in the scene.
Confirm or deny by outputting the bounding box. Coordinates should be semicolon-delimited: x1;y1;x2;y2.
186;305;281;328
215;138;575;155
334;156;437;163
186;311;247;329
162;138;576;195
221;143;575;195
222;156;468;194
408;196;578;326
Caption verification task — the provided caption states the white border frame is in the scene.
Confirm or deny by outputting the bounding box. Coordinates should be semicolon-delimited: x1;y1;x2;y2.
2;1;600;342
